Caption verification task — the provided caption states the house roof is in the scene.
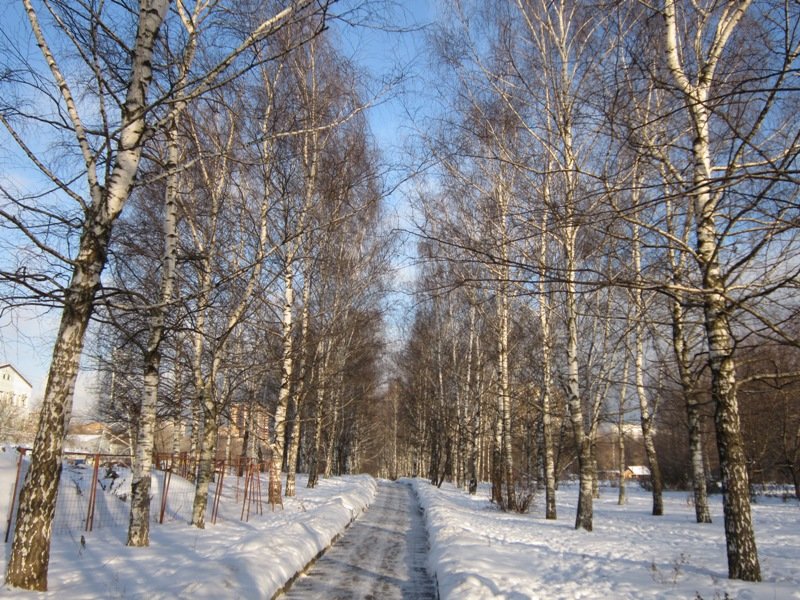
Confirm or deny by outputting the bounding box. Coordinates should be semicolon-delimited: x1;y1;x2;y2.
0;363;33;388
626;465;651;476
69;422;108;435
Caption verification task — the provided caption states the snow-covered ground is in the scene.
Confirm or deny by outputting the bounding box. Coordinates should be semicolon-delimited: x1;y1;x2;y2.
0;445;376;599
3;440;799;600
412;478;800;600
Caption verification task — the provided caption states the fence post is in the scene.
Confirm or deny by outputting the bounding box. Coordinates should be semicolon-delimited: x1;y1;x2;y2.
159;469;172;524
85;454;100;532
240;461;252;522
255;463;264;516
4;447;26;543
211;461;225;524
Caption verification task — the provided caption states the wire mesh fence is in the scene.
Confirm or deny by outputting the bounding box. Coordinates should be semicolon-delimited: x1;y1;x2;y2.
4;449;279;544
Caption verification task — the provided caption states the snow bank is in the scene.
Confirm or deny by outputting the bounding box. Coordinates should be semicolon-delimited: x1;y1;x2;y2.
1;446;376;599
412;478;800;600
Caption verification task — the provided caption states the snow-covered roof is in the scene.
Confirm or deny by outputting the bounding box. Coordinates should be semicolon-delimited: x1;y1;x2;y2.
65;434;105;453
626;465;651;476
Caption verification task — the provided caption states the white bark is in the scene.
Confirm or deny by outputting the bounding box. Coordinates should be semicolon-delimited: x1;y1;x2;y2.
497;272;515;510
186;103;272;528
631;218;664;516
307;340;330;488
273;260;295;471
285;264;312;497
466;304;480;495
538;189;557;520
663;0;760;581
324;379;341;478
5;0;169;589
190;383;216;528
128;113;183;547
672;297;712;523
616;358;630;506
565;221;593;531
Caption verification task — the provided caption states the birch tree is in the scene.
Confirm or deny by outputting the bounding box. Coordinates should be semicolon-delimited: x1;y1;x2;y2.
310;192;388;479
513;0;612;531
610;0;800;579
606;6;713;522
126;0;203;546
1;0;334;587
2;1;168;589
181;95;279;528
630;186;665;516
656;0;800;579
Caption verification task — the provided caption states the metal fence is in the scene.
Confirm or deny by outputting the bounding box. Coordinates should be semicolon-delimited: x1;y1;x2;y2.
4;449;281;544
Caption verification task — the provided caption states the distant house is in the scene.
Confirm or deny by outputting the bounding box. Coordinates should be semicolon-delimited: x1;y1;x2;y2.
0;363;33;413
66;422;130;456
624;465;651;481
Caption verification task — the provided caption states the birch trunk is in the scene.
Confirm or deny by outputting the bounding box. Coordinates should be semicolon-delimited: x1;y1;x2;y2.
307;341;329;488
128;357;159;544
636;388;662;504
490;164;516;510
467;405;480;494
273;260;295;471
190;396;203;468
433;326;446;485
565;224;592;531
538;209;557;519
663;0;759;579
632;228;664;516
553;11;591;526
687;390;712;521
239;392;257;475
491;415;504;506
172;412;182;456
707;295;759;580
465;304;479;495
453;308;465;489
284;398;301;494
5;1;168;589
617;359;630;506
5;273;97;589
497;277;516;510
191;385;218;528
324;382;340;478
667;185;713;523
279;34;319;491
391;386;398;480
672;298;712;523
617;423;626;505
284;273;311;497
127;113;182;547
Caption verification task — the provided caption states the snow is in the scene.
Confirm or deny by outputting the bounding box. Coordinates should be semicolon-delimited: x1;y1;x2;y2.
0;445;376;598
2;440;799;600
411;478;800;600
625;466;651;477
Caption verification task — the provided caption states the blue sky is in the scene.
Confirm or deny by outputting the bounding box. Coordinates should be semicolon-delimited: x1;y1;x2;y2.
0;0;438;413
0;2;63;407
330;1;438;336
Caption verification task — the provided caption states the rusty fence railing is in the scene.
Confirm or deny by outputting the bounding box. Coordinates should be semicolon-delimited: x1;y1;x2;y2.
4;449;282;544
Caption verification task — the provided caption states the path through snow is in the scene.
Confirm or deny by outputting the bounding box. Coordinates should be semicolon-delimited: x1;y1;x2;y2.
282;480;436;599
